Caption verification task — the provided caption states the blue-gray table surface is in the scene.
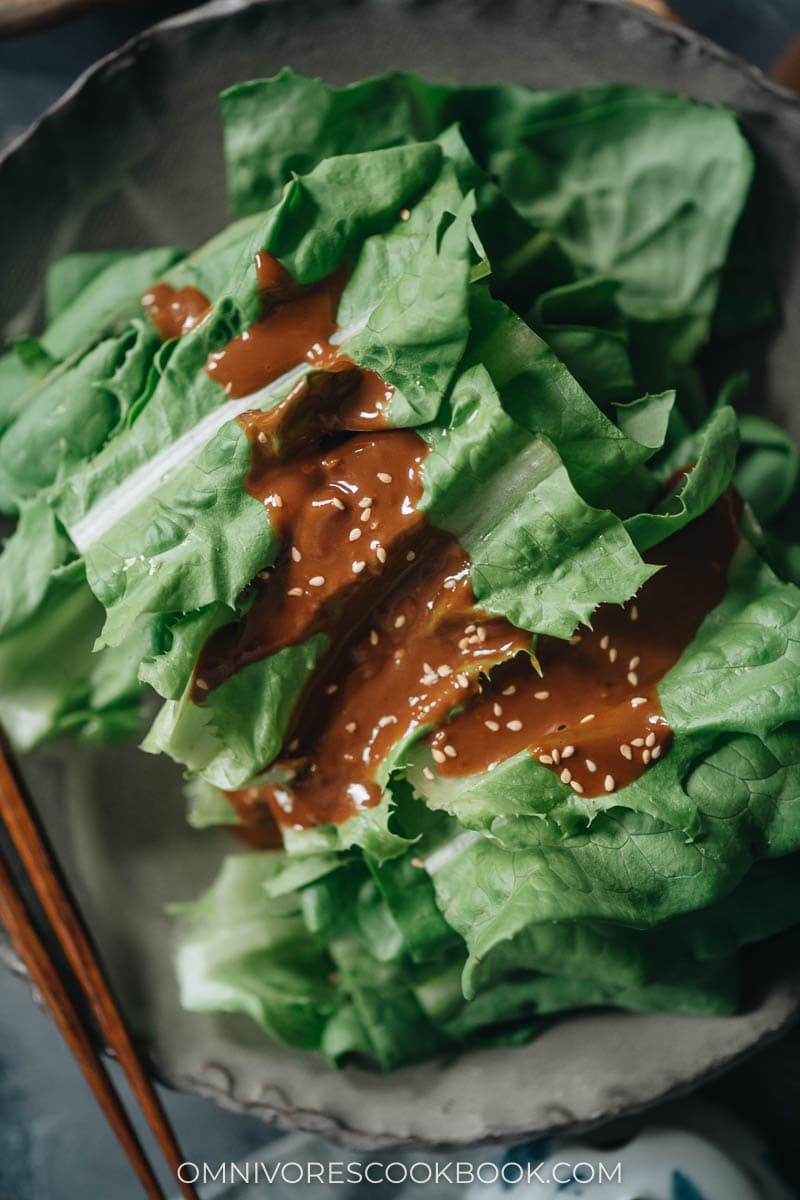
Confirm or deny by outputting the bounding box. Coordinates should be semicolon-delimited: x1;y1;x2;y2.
2;3;800;1198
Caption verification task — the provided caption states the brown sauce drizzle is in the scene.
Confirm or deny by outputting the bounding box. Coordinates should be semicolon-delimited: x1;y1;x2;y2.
141;283;211;340
428;492;740;799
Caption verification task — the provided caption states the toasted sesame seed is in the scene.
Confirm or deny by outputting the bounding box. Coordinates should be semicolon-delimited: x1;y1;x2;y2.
580;713;596;724
465;624;477;634
444;744;457;759
600;635;610;650
502;685;517;697
352;561;366;574
651;745;662;760
265;493;283;508
309;575;325;587
507;720;523;732
561;745;575;759
538;754;554;765
411;856;425;868
570;634;583;646
377;472;393;484
560;768;572;784
422;767;435;781
359;496;372;508
195;678;209;691
608;648;618;663
394;615;406;629
476;626;487;643
571;780;585;795
406;551;416;562
370;630;379;646
331;497;345;511
437;664;452;677
631;696;648;708
642;749;651;764
620;744;633;760
361;507;372;523
288;587;303;596
493;703;503;717
288;738;300;752
534;690;550;701
432;748;446;764
456;674;469;689
585;759;597;773
257;431;268;444
552;748;561;764
484;720;500;732
325;684;338;695
627;671;639;687
458;637;471;651
257;570;271;580
290;546;301;562
604;775;615;792
376;547;387;564
345;721;357;733
630;604;639;621
631;738;644;748
349;528;362;542
645;731;656;747
400;208;411;221
629;656;640;671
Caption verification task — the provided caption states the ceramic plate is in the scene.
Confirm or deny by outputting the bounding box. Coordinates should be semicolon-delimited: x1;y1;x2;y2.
3;0;800;1151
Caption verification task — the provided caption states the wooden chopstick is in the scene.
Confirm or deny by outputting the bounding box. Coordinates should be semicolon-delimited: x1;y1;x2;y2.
0;735;200;1200
0;846;169;1199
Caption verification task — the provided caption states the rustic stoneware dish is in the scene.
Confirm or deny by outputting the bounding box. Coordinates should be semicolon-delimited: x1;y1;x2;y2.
2;0;800;1151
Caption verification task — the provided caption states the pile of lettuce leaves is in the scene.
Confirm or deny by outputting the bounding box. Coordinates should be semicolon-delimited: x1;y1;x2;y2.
2;70;800;1071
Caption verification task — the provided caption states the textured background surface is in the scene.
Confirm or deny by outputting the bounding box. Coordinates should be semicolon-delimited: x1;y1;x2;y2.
1;3;800;1198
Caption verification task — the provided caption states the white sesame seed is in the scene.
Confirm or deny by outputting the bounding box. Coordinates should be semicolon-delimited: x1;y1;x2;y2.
493;703;503;717
345;721;357;733
325;684;338;695
604;775;615;793
571;780;584;795
484;720;500;732
631;696;648;708
608;648;618;663
502;685;517;696
631;738;645;748
352;561;366;574
377;472;393;484
465;624;476;634
406;551;416;562
332;497;345;511
265;493;283;508
476;626;487;643
552;748;561;764
394;615;406;629
458;637;470;651
432;748;446;764
370;630;379;646
377;715;395;727
361;507;372;523
359;496;372;508
580;713;596;724
646;732;656;747
443;578;457;591
507;720;523;732
585;759;597;773
400;208;411;221
534;690;550;701
422;767;435;781
423;674;438;687
560;768;572;784
290;546;301;562
309;575;325;587
349;528;362;542
600;635;610;650
651;745;662;760
437;664;452;677
456;674;469;689
630;604;639;621
257;431;268;444
376;547;387;564
620;744;633;760
628;672;639;687
195;678;209;691
288;587;303;596
538;754;554;765
444;745;457;759
629;656;640;671
561;745;575;759
642;749;651;764
423;662;434;676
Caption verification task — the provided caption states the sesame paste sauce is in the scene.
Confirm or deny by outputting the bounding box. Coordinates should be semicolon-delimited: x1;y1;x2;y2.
142;256;740;839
